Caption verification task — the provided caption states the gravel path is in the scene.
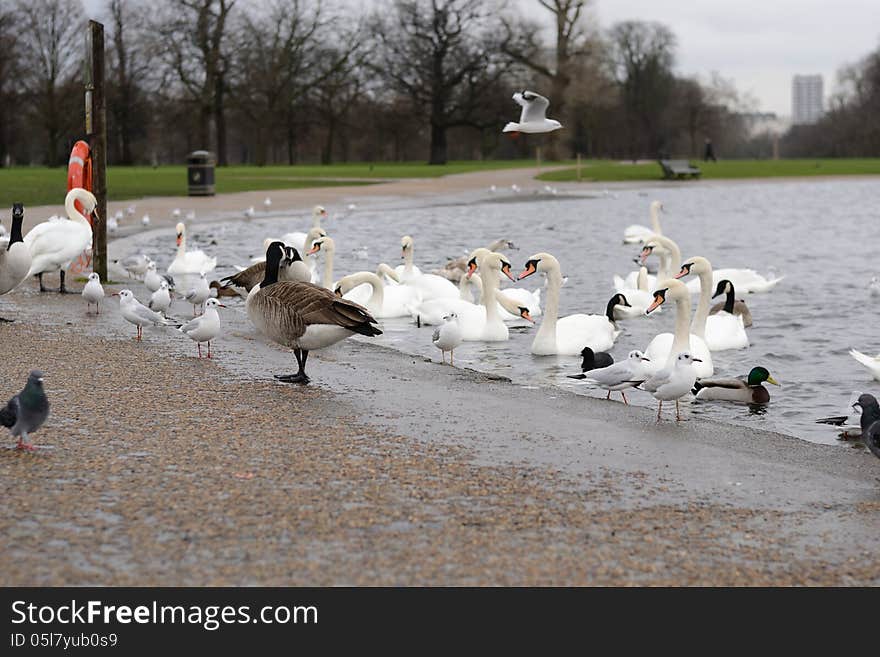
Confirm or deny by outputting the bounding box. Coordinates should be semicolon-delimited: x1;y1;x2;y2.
1;285;878;585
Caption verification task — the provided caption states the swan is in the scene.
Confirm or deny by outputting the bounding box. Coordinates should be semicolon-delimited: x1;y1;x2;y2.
279;206;328;252
394;235;458;300
24;188;97;293
306;235;337;290
642;278;713;377
614;233;678;292
246;241;382;384
168;222;216;275
335;270;421;319
623;200;664;244
518;252;622;355
434;238;517;282
612;266;655;317
675;256;749;351
0;204;32;319
849;349;880;381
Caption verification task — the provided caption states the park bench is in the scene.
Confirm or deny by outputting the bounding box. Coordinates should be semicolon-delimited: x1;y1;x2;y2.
658;159;701;180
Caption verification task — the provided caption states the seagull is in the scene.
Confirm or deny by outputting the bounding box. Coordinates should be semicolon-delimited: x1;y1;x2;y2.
571;350;650;404
263;197;272;212
869;276;880;297
243;206;255;220
852;394;880;459
115;289;177;341
82;272;104;314
178;297;224;358
114;210;124;221
567;347;614;377
171;208;181;219
184;272;211;315
641;352;701;421
148;280;172;315
115;254;152;279
503;91;563;135
141;214;151;227
433;313;463;365
511;184;521;193
849;348;880;381
0;370;49;451
144;262;174;292
107;214;119;234
126;205;136;217
185;210;196;221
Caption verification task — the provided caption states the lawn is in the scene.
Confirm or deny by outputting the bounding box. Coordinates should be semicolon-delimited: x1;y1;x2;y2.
537;158;880;183
0;160;549;207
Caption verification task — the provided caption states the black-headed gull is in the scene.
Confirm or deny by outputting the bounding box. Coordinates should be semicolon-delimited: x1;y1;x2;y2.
148;280;172;315
502;91;562;135
570;350;649;405
82;272;105;314
432;313;463;365
115;289;177;341
179;297;225;358
184;272;211;315
641;352;700;421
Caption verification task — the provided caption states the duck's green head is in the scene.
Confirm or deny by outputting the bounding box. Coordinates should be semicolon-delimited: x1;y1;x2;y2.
748;367;779;387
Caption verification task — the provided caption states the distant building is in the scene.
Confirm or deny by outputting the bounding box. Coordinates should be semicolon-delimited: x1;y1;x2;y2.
791;75;824;125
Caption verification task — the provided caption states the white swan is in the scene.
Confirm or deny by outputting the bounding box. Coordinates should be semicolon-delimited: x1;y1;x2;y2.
25;188;97;292
279;206;328;252
675;256;749;351
335;270;421;319
614;233;678;292
623;200;664;244
612;266;655;317
518;252;621;355
849;349;880;381
395;235;458;300
307;235;336;290
168;222;216;275
411;273;534;326
642;278;714;377
686;267;784;294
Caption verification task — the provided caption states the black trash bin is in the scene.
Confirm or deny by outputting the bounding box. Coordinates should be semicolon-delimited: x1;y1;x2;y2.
187;150;215;196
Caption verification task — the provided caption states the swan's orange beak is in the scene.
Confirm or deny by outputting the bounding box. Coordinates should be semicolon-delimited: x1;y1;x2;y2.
646;293;665;314
466;260;478;279
501;263;515;282
307;244;320;255
520;308;534;323
176;234;183;247
674;267;688;279
639;246;652;264
518;262;537;280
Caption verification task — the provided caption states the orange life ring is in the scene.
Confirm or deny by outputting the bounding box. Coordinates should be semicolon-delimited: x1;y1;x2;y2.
67;140;94;274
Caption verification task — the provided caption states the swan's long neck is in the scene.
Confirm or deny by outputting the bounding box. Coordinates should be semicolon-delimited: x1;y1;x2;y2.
666;241;681;275
312;215;322;229
657;250;670;280
481;269;501;323
536;266;563;349
65;191;93;228
637;267;648;292
403;247;413;276
671;293;692;358
376;263;399;283
323;249;334;290
650;205;662;234
352;272;383;309
460;273;481;301
692;268;712;338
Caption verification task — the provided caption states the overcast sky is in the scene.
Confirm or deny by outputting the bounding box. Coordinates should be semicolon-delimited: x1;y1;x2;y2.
578;0;879;115
82;0;878;116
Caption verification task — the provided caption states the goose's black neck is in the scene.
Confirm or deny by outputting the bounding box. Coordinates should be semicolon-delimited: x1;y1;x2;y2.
8;204;23;250
605;296;619;323
260;241;286;288
723;285;735;314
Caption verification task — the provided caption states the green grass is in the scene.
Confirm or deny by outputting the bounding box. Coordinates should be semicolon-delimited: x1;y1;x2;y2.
0;160;550;207
538;158;880;183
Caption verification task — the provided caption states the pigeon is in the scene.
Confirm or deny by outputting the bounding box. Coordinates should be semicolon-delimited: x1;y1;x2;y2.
852;393;880;460
178;297;225;358
567;347;614;378
571;350;650;404
1;370;50;451
641;352;701;421
115;289;178;340
82;272;104;314
432;313;463;365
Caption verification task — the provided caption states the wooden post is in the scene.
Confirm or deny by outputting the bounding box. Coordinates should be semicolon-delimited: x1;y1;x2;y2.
576;153;582;181
87;20;107;281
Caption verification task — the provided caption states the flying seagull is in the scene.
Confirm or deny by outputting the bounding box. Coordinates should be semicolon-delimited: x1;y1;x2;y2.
503;91;562;135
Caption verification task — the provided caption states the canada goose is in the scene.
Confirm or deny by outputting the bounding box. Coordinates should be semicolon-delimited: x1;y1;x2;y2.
222;246;309;292
710;279;753;327
246;242;382;384
0;204;32;320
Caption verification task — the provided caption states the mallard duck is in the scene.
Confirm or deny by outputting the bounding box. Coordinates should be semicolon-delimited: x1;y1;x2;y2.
710;279;753;327
692;366;779;403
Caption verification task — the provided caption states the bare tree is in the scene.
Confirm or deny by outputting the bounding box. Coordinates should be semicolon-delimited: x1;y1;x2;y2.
15;0;85;165
501;0;595;157
606;20;677;158
155;0;236;165
0;6;20;166
370;0;513;165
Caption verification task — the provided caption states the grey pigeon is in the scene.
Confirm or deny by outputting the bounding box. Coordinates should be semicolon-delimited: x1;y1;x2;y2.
0;370;50;451
852;393;880;460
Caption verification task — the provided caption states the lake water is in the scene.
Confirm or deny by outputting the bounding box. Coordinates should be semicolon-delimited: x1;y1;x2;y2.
115;178;880;445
